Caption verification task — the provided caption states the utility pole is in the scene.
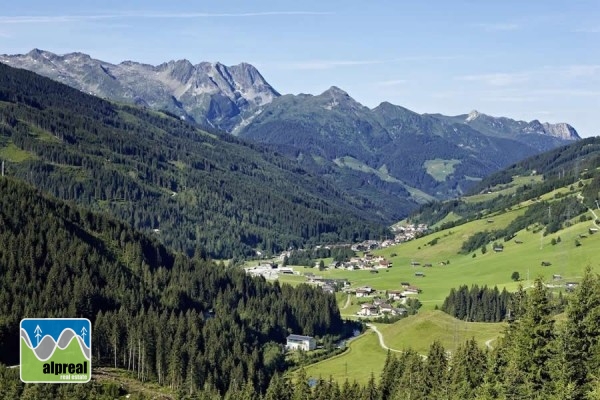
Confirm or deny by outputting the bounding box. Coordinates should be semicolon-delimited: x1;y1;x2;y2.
1;160;4;177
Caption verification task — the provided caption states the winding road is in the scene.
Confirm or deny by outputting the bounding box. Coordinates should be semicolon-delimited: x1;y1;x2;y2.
365;323;402;353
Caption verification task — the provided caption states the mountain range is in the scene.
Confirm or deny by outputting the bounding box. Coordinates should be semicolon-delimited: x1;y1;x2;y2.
0;49;279;132
0;62;386;258
0;49;581;221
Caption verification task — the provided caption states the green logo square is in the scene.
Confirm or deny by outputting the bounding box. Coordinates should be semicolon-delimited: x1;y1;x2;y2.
20;318;91;383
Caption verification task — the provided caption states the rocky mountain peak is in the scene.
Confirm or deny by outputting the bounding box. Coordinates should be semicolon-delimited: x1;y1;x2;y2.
542;122;580;140
466;110;481;122
322;86;349;97
0;49;281;132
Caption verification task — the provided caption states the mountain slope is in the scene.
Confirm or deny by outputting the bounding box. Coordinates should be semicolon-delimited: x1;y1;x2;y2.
239;90;580;211
1;49;581;222
0;62;387;258
408;136;600;228
0;49;280;132
0;177;346;394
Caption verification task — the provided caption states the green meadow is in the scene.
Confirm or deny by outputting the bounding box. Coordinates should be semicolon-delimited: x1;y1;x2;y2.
290;177;600;384
281;194;600;310
374;310;504;354
303;310;505;383
304;330;387;385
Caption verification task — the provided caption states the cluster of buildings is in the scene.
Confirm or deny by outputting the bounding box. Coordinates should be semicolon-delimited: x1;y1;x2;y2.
350;223;429;251
346;284;420;317
245;263;295;279
328;253;392;271
304;273;350;294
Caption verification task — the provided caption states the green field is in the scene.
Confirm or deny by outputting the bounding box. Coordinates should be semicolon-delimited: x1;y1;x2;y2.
303;310;505;383
375;310;504;354
304;330;387;385
423;159;460;182
279;197;600;310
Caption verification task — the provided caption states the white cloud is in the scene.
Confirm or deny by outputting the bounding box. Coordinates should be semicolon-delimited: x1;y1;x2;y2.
0;11;332;24
269;60;382;70
456;72;530;87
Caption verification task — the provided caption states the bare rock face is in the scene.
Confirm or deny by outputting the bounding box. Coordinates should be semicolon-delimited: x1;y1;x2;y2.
541;122;579;140
0;49;280;132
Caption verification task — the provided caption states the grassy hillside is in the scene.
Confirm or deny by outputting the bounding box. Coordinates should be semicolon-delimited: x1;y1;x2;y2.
304;330;387;385
303;311;505;384
0;62;388;258
375;310;504;354
283;178;600;310
0;177;349;396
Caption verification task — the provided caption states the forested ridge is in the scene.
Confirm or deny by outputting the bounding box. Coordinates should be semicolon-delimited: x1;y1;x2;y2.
0;177;350;398
4;264;600;399
0;62;388;259
409;137;600;229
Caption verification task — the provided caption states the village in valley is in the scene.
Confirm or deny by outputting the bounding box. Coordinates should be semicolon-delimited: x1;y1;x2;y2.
245;223;430;319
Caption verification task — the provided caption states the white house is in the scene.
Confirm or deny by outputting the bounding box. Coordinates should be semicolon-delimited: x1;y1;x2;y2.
286;334;317;351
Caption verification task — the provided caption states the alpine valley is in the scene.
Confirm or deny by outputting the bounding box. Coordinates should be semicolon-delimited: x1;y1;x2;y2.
1;50;580;224
3;48;600;400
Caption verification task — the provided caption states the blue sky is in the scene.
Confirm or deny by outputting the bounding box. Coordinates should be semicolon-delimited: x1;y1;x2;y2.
1;0;599;136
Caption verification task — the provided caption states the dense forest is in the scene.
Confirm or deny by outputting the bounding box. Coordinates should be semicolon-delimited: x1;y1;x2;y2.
3;270;600;399
440;285;514;322
0;62;389;259
0;177;353;398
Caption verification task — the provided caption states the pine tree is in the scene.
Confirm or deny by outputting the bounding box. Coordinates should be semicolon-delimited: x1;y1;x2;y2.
425;340;448;398
559;267;600;399
293;368;312;400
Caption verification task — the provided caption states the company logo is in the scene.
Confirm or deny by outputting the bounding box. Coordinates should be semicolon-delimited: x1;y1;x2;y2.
20;318;91;383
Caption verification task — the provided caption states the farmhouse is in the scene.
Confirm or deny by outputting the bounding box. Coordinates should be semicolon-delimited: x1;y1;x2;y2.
286;334;316;351
387;290;405;301
379;303;394;314
355;286;375;298
403;286;421;295
357;304;379;316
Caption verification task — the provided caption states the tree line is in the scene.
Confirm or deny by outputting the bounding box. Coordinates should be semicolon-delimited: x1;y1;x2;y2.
4;270;600;399
0;177;350;398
